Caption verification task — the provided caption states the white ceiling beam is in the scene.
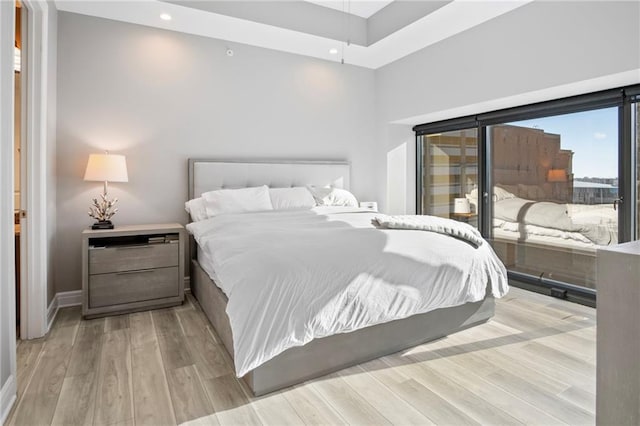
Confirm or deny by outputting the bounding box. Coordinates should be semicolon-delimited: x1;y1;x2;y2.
55;0;532;69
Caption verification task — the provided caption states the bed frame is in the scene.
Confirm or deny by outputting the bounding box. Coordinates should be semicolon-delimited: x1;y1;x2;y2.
188;158;496;396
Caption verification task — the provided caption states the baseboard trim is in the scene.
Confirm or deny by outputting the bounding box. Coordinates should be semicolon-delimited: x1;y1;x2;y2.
57;290;82;308
46;297;58;331
45;280;190;331
0;375;16;425
47;290;82;331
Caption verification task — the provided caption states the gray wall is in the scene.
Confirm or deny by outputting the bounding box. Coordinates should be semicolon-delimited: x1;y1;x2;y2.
55;1;640;295
56;12;376;294
374;0;640;214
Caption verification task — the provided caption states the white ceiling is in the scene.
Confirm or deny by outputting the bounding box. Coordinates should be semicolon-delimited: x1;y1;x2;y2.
55;0;532;69
304;0;393;18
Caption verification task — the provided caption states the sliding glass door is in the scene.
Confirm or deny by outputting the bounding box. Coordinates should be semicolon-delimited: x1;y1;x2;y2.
489;108;618;290
636;102;640;240
419;128;478;227
415;84;640;302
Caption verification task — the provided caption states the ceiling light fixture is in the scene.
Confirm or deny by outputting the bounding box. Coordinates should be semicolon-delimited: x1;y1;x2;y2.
160;13;172;21
329;48;338;55
340;0;351;65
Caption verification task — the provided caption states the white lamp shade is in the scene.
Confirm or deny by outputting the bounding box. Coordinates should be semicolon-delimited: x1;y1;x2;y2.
84;154;128;182
454;198;471;214
14;46;20;72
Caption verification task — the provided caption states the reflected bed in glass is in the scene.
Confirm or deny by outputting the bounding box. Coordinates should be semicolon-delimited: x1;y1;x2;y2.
487;108;619;290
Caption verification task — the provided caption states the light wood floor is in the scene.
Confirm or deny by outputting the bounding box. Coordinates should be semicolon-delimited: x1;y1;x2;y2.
6;286;596;425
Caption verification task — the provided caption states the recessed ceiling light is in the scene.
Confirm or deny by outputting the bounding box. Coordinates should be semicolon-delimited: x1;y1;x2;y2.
160;13;172;21
329;48;338;55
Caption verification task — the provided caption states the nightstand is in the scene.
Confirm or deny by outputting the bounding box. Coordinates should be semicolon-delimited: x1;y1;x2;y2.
82;223;185;318
452;212;478;228
360;201;378;211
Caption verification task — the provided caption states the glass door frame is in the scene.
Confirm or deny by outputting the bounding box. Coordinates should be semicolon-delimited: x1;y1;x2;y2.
415;84;640;302
621;100;638;241
416;116;478;217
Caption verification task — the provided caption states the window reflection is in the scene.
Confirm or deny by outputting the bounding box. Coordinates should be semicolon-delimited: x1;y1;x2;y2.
489;108;618;290
420;128;478;228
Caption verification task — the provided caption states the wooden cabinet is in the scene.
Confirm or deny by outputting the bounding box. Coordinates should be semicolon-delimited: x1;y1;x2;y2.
597;241;640;425
82;223;185;318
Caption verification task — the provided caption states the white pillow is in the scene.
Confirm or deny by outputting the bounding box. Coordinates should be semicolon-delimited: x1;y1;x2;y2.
307;186;358;207
269;187;316;210
202;185;273;217
185;197;208;222
494;185;517;201
467;186;517;204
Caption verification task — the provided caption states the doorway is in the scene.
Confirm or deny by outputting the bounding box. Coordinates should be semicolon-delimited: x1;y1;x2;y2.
14;1;24;339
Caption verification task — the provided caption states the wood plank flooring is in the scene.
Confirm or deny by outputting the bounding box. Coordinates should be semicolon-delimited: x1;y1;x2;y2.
5;287;596;425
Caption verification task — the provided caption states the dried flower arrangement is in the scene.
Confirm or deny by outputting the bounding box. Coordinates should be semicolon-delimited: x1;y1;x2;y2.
88;193;118;223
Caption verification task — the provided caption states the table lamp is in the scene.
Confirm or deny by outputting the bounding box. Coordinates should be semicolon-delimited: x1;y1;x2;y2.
454;198;471;214
84;152;128;229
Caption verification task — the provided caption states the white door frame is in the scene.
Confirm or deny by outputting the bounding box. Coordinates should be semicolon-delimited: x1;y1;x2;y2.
0;2;18;422
0;0;51;417
19;0;52;340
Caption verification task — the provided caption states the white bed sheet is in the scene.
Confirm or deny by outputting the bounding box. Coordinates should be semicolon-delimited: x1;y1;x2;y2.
188;207;509;377
197;245;223;292
492;227;598;251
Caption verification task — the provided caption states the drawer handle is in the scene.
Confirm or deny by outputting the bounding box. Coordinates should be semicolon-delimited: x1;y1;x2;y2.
115;245;153;250
116;269;156;276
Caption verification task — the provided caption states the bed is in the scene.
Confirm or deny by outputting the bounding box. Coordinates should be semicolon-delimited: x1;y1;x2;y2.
187;159;509;396
468;187;618;289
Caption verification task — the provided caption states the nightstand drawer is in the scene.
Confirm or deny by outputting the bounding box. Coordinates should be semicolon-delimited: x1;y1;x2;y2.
89;243;179;275
89;266;180;308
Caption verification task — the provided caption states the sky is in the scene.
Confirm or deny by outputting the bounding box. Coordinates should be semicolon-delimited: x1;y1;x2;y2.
508;107;618;179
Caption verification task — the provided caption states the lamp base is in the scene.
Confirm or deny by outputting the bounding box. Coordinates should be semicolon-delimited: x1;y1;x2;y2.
91;220;114;230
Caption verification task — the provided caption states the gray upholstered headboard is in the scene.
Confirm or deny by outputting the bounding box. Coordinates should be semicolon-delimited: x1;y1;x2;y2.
188;159;351;200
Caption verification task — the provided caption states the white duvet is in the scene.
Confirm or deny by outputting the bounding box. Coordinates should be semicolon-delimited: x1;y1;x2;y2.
187;207;509;377
494;197;618;246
